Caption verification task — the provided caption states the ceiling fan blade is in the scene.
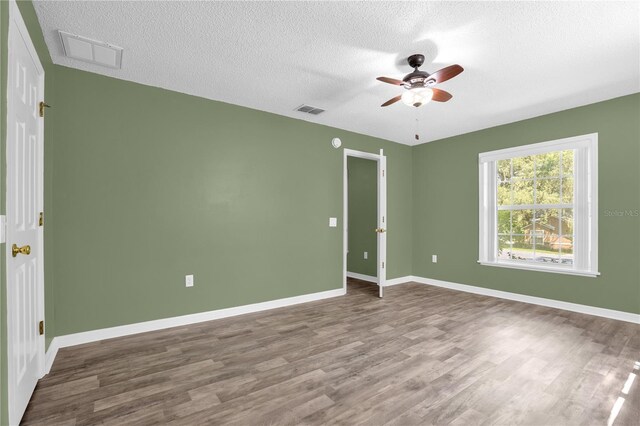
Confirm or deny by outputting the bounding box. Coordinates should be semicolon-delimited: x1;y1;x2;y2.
428;64;464;84
431;88;453;102
381;95;402;107
376;76;403;86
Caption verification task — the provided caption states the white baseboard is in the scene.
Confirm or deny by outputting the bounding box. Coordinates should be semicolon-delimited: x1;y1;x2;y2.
402;276;640;324
346;272;414;287
385;276;413;287
346;271;377;283
45;339;59;374
45;287;345;373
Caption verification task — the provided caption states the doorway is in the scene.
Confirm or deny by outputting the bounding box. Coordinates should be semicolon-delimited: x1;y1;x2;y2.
343;149;387;297
6;1;46;424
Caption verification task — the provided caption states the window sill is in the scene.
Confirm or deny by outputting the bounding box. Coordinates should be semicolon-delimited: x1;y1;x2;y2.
477;261;600;277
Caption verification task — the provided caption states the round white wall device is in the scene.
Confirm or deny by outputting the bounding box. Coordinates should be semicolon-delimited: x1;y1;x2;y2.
332;138;342;148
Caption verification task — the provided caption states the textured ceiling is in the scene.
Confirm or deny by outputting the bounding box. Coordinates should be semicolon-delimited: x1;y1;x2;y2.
34;1;640;145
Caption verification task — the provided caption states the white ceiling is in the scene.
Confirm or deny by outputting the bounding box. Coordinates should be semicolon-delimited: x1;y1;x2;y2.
34;1;640;145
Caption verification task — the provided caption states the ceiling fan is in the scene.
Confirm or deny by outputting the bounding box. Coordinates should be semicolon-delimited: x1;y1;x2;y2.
377;54;463;108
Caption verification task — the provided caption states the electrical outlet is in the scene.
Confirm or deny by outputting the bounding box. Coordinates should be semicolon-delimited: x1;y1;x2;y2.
329;217;338;227
185;274;194;287
432;255;438;263
364;251;368;260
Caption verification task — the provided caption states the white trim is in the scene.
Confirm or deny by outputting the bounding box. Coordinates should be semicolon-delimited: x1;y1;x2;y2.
343;148;387;298
346;271;377;283
498;203;572;211
343;148;382;161
44;341;59;374
364;275;638;323
43;287;345;370
408;276;640;324
345;273;413;287
385;276;413;286
478;133;598;163
478;261;600;277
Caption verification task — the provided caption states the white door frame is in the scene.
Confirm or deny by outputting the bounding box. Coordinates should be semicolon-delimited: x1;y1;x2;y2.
6;0;46;423
343;148;387;297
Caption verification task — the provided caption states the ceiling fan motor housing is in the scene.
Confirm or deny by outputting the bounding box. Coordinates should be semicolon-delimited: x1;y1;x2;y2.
402;71;435;89
403;55;437;89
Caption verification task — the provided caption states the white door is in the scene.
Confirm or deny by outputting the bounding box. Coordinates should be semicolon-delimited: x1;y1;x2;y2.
376;151;387;297
6;1;46;424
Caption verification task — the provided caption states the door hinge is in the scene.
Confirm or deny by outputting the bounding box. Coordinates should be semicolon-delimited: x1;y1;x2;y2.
382;261;385;268
39;211;44;227
39;101;50;117
382;170;385;177
39;320;44;335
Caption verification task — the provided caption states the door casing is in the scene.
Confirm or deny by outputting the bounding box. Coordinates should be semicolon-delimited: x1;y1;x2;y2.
343;149;387;297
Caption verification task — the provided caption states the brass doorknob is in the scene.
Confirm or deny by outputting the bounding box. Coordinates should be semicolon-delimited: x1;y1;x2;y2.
12;244;31;258
375;228;386;233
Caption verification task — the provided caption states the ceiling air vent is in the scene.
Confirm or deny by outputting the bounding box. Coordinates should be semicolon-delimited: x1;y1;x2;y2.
59;31;123;69
295;104;325;115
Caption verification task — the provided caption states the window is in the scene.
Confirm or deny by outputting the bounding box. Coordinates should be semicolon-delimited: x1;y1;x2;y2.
478;133;598;277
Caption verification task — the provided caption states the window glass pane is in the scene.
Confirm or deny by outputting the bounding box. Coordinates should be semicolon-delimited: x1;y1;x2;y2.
510;236;534;262
497;159;511;182
561;150;574;176
512;180;534;205
534;209;560;256
562;177;574;203
535;178;561;204
498;210;511;233
498;181;511;206
535;209;561;235
498;235;512;260
535;152;560;178
511;209;533;234
559;235;574;265
512;155;535;179
534;244;560;264
561;208;574;235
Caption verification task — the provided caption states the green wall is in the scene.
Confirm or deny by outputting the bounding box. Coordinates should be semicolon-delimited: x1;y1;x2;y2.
347;157;377;277
49;66;414;336
413;93;640;314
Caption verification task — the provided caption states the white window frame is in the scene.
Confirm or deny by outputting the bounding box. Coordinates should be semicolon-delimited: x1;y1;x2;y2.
478;133;599;277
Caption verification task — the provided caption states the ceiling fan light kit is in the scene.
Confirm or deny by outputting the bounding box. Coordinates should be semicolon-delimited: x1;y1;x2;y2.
377;54;463;108
401;87;433;107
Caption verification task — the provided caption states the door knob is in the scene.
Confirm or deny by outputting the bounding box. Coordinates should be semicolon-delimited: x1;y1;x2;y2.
375;228;386;233
12;244;31;257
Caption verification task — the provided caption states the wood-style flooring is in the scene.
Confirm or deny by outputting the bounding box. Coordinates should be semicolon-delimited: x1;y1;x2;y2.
22;279;640;425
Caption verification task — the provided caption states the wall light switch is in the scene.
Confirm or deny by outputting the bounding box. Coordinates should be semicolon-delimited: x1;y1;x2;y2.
432;255;438;263
364;251;368;260
185;274;194;287
329;217;337;227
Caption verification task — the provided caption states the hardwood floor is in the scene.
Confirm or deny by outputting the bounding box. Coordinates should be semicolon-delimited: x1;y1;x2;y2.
23;279;640;425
